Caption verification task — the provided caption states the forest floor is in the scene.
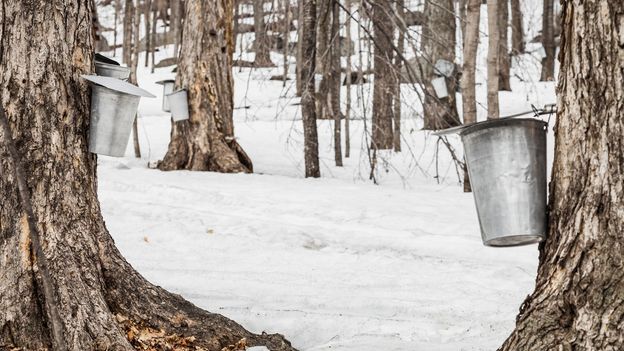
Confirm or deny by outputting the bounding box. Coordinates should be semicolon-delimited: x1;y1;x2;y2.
97;3;557;350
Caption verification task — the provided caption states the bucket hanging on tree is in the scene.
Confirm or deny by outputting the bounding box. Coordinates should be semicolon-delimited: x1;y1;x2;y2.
436;118;548;247
166;89;190;122
156;79;176;112
82;75;155;157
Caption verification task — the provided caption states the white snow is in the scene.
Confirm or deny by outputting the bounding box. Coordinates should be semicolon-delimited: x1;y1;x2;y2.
94;2;557;350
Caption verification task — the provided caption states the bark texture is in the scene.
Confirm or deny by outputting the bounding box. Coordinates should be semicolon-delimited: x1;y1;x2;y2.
301;0;321;178
159;0;253;173
253;0;275;67
370;0;396;147
330;0;343;167
393;0;405;152
510;0;525;55
499;0;624;349
0;2;294;349
498;0;511;91
422;0;460;130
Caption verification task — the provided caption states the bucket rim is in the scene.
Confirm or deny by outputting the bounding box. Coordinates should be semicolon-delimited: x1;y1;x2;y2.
432;117;547;136
95;61;130;72
95;54;121;66
156;79;176;85
82;75;156;98
165;89;188;97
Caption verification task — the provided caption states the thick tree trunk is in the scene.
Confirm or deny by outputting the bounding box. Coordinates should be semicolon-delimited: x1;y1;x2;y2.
540;0;555;81
158;0;253;173
370;0;396;148
0;1;293;350
510;0;524;55
498;0;511;91
301;0;321;177
422;0;460;130
499;1;624;349
460;0;480;192
253;0;275;67
486;0;500;119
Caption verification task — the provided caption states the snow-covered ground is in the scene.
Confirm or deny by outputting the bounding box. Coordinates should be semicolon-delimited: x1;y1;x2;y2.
95;2;557;350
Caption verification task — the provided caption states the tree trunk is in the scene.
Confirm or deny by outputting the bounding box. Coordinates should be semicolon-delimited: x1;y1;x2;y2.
301;0;321;177
150;7;157;73
510;0;524;55
498;0;511;91
296;0;304;97
131;0;142;159
123;0;135;65
0;1;294;350
158;0;252;172
144;0;152;67
370;0;396;148
344;0;352;158
499;1;624;349
330;0;342;166
253;0;275;67
282;0;290;87
540;0;555;81
422;0;460;130
393;0;404;152
486;0;500;119
460;0;480;192
114;0;121;56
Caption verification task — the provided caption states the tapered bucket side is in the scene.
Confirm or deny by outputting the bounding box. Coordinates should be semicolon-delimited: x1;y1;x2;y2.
461;118;548;247
95;62;131;81
89;85;141;157
166;90;189;121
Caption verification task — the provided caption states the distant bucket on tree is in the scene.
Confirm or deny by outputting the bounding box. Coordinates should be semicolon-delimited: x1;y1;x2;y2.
431;77;449;98
166;89;189;122
156;79;176;112
95;62;131;81
82;75;155;157
436;118;548;247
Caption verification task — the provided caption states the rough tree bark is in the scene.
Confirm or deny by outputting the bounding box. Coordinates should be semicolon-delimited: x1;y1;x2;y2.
460;0;480;192
422;0;460;130
540;0;555;81
498;0;511;91
499;0;624;349
370;0;395;148
0;1;294;350
253;0;275;67
510;0;525;55
158;0;253;173
123;0;135;65
301;0;321;177
486;0;500;119
393;0;405;152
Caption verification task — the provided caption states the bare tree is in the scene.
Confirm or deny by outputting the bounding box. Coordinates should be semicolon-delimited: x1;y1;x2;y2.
330;0;343;166
460;0;480;192
370;0;395;148
301;0;321;177
422;0;460;130
344;0;352;158
498;0;511;91
0;0;296;349
510;0;525;55
486;0;500;119
393;0;405;152
159;0;253;172
122;0;134;65
253;0;276;67
540;0;555;81
499;0;624;349
131;0;142;158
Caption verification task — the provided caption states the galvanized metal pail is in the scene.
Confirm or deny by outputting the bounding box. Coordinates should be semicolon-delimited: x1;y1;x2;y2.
166;89;190;121
95;62;131;81
434;59;455;78
82;75;155;157
156;79;176;112
461;118;548;247
431;77;448;98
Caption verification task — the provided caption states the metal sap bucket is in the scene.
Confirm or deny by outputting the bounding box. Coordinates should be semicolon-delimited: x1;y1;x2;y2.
431;77;449;98
460;118;548;247
82;75;155;157
434;59;455;78
166;89;190;121
95;62;131;81
156;79;176;112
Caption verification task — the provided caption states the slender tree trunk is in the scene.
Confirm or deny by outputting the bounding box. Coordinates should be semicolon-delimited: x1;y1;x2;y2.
498;0;511;91
253;0;275;67
422;0;460;130
330;0;342;166
283;0;290;87
144;0;152;67
315;0;332;119
171;0;180;56
461;0;480;192
150;7;157;73
296;0;304;96
0;1;294;349
123;0;134;65
540;0;555;81
499;0;624;349
486;0;500;119
114;0;121;56
301;0;321;177
510;0;524;55
344;0;352;158
370;0;395;148
131;0;142;158
393;0;404;152
158;0;253;172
